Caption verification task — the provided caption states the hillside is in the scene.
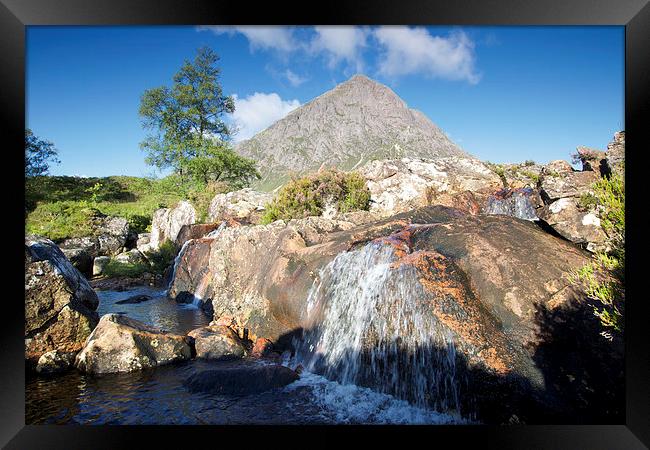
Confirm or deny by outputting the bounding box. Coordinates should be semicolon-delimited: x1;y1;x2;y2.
235;74;467;190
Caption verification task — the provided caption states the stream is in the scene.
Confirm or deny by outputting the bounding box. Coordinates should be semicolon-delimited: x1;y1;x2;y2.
26;286;463;425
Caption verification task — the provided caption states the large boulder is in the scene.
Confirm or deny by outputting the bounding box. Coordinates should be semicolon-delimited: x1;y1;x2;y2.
149;200;197;250
207;188;274;225
358;157;502;216
167;206;598;421
187;325;248;360
184;364;299;395
168;206;588;345
75;314;192;374
25;238;100;370
167;216;366;317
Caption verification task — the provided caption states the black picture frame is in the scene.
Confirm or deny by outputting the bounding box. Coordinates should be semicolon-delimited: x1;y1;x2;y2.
3;0;649;447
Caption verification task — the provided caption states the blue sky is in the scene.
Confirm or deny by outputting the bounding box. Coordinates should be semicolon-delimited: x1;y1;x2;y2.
26;26;624;177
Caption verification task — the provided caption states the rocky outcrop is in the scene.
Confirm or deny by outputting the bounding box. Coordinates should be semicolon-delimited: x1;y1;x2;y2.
187;325;248;360
25;238;100;369
167;216;369;316
536;162;607;251
208;188;274;224
606;131;625;177
149;200;197;250
168;206;588;348
75;314;192;374
59;216;129;257
358;157;502;216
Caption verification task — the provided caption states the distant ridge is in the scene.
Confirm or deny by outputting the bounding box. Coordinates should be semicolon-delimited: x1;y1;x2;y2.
235;74;469;191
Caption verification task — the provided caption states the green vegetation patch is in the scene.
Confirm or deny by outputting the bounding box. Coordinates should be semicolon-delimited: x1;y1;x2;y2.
571;170;625;340
261;169;371;224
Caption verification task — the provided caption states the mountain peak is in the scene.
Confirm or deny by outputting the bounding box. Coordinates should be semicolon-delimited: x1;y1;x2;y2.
235;75;468;191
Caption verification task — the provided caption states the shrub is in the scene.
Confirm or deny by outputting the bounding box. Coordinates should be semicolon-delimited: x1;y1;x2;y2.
144;239;178;275
571;171;625;339
486;162;508;188
261;169;371;224
524;160;536;166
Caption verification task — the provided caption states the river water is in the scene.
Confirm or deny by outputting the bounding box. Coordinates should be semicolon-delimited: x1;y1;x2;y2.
26;286;463;425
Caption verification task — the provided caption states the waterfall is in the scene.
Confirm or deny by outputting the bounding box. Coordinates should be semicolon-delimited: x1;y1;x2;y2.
293;242;460;413
165;239;193;294
484;188;538;221
166;221;227;300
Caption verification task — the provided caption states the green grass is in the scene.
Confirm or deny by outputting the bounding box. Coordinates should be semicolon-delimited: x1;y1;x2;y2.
25;175;214;241
101;260;152;278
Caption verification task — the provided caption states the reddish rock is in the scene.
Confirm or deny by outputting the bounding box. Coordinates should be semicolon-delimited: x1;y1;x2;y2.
251;338;274;358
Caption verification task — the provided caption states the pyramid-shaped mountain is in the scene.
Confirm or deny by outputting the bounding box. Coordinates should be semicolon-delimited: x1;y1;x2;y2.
235;74;468;190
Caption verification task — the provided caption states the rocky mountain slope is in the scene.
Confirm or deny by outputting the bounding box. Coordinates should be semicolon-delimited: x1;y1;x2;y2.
235;74;467;190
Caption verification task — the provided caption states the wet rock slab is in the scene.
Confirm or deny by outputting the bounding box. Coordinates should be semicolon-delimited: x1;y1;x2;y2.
184;364;299;395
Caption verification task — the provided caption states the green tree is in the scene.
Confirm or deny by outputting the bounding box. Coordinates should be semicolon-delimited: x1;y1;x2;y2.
138;47;235;175
25;129;60;177
181;139;260;189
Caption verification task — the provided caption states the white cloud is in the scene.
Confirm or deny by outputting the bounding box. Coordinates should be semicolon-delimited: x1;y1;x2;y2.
231;92;301;142
199;26;298;53
284;69;307;87
373;27;480;84
310;26;369;71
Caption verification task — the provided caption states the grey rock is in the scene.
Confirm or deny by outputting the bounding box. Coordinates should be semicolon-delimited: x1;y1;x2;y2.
149;200;197;250
92;256;111;276
207;188;274;224
36;349;78;374
184;364;299;395
61;247;93;277
75;314;192;374
187;325;247;360
25;237;99;367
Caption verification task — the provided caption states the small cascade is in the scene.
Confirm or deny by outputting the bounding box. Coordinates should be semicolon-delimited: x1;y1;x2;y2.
204;221;227;239
293;242;460;413
484;187;538;221
166;221;228;299
166;239;193;294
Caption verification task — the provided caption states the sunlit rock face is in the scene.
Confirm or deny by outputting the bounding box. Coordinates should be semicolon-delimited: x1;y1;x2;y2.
358;157;501;216
149;200;197;250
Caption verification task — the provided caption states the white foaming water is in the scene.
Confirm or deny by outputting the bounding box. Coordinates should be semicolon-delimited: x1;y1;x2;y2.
293;242;460;413
283;370;463;424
